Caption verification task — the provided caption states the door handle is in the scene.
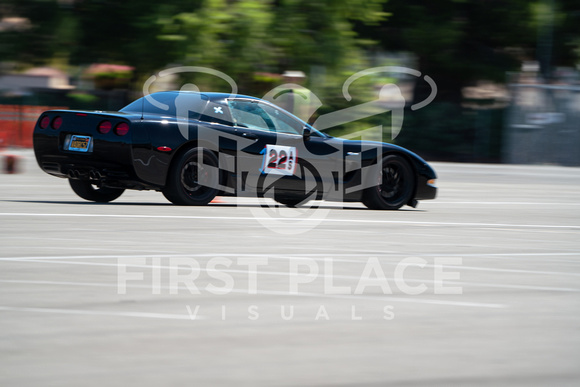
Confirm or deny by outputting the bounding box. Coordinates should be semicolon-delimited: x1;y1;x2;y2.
242;132;258;140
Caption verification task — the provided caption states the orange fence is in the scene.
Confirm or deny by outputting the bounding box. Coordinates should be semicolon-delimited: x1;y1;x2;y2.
0;105;67;148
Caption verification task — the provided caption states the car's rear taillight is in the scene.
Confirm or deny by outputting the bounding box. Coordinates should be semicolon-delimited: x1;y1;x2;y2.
51;116;63;130
98;121;112;134
114;122;129;136
39;116;50;129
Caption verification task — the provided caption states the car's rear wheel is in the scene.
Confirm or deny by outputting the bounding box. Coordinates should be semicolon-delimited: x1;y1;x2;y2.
163;147;219;206
69;179;125;203
362;154;414;210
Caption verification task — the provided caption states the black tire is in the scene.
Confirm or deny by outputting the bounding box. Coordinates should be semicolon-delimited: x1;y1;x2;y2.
362;154;414;210
68;179;125;203
162;147;219;206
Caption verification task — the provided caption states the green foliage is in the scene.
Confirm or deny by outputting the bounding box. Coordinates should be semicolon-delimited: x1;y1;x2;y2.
371;0;538;100
395;102;477;161
158;0;275;86
66;92;99;109
0;0;61;66
2;0;580;162
3;0;579;84
394;103;506;162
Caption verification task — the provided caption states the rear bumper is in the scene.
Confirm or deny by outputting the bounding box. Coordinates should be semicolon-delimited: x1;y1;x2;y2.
37;155;132;179
33;131;156;190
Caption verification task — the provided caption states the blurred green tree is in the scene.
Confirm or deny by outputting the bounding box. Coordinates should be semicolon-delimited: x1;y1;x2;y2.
3;0;579;86
351;0;580;161
361;0;537;101
69;0;190;76
0;0;62;67
156;0;388;93
157;0;275;90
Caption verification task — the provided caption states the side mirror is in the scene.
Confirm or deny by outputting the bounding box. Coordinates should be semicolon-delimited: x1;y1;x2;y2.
303;126;311;141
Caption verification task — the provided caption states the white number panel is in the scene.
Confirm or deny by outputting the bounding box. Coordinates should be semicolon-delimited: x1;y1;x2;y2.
261;144;297;176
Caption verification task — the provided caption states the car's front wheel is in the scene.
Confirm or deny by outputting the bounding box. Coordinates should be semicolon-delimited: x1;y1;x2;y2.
362;154;414;210
162;147;219;206
69;179;125;203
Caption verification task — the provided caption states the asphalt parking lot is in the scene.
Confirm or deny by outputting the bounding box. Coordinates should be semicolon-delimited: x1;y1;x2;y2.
1;151;579;386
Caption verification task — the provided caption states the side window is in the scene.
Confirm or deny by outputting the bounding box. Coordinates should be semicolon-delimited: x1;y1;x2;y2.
259;103;303;135
228;100;275;132
199;102;234;126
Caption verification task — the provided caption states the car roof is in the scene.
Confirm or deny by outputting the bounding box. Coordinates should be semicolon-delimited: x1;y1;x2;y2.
152;90;261;104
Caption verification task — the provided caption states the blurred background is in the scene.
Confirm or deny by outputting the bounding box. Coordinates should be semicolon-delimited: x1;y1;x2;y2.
1;0;579;164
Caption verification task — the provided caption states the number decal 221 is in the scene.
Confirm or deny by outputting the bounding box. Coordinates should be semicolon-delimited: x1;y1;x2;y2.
261;145;297;176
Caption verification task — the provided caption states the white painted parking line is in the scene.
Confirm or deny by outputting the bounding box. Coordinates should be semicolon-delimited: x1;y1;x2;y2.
2;274;578;294
3;251;579;261
0;250;580;262
0;280;506;309
3;255;579;297
5;256;579;279
1;212;579;229
3;253;580;277
0;305;203;320
432;201;580;206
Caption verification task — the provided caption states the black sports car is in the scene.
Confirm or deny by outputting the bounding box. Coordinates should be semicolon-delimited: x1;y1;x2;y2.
33;91;436;209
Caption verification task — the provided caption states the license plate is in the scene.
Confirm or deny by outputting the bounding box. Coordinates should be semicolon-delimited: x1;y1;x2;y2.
68;135;92;152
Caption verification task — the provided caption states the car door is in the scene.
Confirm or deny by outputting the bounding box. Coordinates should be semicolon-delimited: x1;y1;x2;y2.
227;98;340;198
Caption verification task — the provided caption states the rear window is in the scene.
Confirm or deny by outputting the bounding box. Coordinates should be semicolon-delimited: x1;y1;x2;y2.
121;91;210;119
